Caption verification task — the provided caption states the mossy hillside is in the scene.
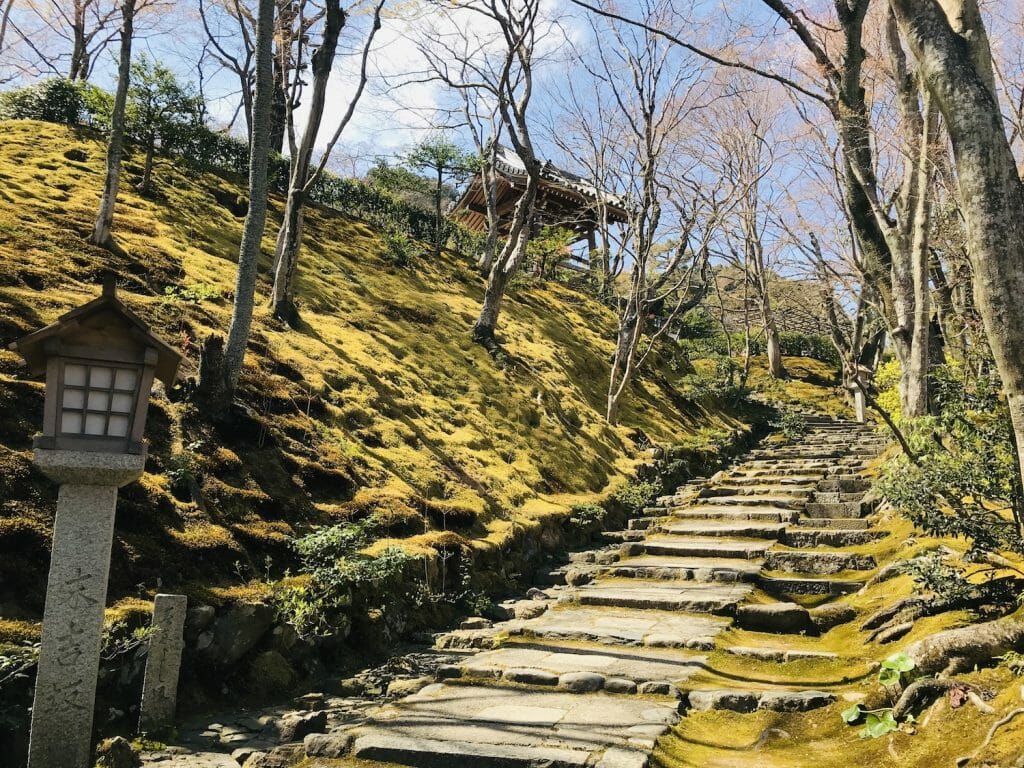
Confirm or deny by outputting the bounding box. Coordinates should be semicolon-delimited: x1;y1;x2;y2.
0;120;756;622
653;502;1024;768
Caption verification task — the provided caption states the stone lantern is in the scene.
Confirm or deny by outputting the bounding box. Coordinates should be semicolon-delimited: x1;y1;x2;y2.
9;279;182;768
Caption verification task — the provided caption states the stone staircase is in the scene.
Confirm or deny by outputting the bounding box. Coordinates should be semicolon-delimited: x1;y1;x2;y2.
145;417;889;768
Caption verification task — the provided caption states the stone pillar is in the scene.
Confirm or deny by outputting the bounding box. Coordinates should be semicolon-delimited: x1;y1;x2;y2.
28;449;145;768
854;388;867;424
139;594;188;733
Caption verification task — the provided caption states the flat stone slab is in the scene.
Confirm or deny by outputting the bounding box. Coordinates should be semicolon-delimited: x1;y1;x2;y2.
571;582;752;614
520;605;728;648
641;536;771;560
658;520;786;539
725;646;839;662
459;644;707;687
668;508;798;523
610;555;762;582
684;688;836;713
350;684;677;766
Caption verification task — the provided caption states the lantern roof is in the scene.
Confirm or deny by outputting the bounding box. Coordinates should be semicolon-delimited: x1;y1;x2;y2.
8;279;183;387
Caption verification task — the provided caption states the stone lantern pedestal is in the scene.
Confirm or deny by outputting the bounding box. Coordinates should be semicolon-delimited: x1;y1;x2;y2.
28;450;146;768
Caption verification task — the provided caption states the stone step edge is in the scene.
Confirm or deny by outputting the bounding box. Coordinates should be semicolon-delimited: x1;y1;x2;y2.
436;665;689;699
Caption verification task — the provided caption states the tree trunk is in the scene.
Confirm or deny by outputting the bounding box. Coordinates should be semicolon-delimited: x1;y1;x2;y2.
269;0;345;324
139;137;155;196
472;166;539;344
270;191;304;325
69;1;88;81
90;0;135;250
890;0;1024;526
200;0;275;416
434;165;443;259
606;306;640;425
765;318;785;379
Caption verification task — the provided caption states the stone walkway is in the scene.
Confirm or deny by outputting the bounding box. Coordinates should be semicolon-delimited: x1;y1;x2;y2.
142;416;888;768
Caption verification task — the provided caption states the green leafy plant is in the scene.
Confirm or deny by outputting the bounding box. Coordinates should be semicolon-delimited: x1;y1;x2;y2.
611;480;660;515
878;652;916;687
772;408;808;442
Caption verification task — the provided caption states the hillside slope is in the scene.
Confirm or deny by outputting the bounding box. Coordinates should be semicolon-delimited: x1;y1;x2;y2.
0;120;767;624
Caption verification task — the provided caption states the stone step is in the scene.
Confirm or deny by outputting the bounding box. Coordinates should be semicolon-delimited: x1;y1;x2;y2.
811;491;870;503
724;646;839;662
600;530;647;544
441;642;707;692
804;501;869;519
605;555;762;583
684;688;837;713
347;684;673;767
730;467;829;478
628;516;662;530
519;606;729;649
665;507;798;524
697;495;805;509
698;485;815;498
569;581;753;615
716;479;819;489
734;602;815;634
634;537;772;560
783;528;886;548
794;517;870;530
763;550;876;574
759;575;865;596
658;520;786;539
816;478;872;493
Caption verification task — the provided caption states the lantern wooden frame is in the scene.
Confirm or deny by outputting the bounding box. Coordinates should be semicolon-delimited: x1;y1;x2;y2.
9;280;182;455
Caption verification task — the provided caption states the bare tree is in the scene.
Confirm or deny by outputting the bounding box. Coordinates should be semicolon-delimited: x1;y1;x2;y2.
557;0;716;423
89;0;135;251
196;0;276;416
709;91;788;379
268;0;385;324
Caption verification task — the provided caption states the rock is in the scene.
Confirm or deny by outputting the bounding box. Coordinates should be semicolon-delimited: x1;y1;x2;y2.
503;667;559;686
242;746;303;768
596;747;649;768
337;677;366;696
564;568;594;587
735;603;815;634
95;737;141;768
460;617;492;630
386;677;431;697
184;605;216;641
604;678;638;695
304;732;354;758
435;664;463;680
513;601;548;620
810;603;857;632
198;602;275;666
527;588;547;600
758;690;836;712
595;551;620;565
277;710;327;743
231;746;258;765
686;689;759;713
247;651;297;697
620;543;644;557
637;681;679;698
484;603;515;621
558;672;605;692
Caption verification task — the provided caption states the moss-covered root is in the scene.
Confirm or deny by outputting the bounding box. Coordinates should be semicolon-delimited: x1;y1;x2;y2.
903;616;1024;675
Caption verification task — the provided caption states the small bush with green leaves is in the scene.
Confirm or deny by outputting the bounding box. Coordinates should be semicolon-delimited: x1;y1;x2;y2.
772;408;808;442
569;502;605;528
611;480;660;515
272;518;415;639
840;653;918;738
878;364;1024;559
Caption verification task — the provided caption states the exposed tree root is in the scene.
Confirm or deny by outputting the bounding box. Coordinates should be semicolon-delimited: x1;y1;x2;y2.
955;706;1024;767
903;617;1024;675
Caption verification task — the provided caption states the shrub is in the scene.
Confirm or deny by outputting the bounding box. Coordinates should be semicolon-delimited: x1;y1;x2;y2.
0;78;87;124
611;480;660;515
